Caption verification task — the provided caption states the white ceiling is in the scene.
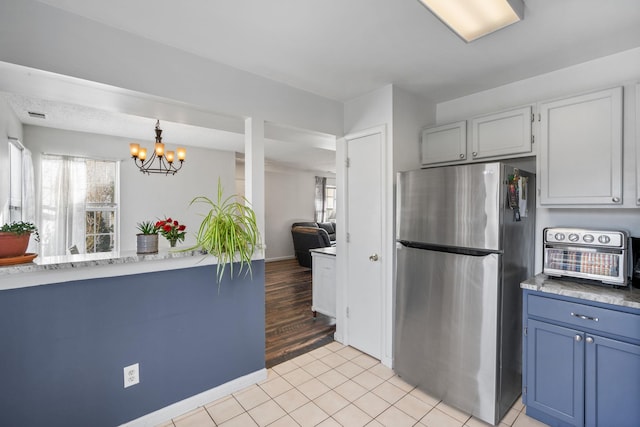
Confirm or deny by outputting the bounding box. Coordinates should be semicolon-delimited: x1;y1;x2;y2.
5;0;640;174
35;0;640;102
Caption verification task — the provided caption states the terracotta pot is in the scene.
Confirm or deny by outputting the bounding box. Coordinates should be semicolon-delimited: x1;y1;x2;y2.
0;232;31;258
136;234;159;254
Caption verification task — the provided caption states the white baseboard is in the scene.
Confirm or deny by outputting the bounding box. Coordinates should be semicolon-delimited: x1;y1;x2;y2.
119;368;267;427
265;255;296;263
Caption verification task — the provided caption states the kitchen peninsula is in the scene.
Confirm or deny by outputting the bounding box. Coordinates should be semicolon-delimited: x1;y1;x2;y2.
0;251;266;427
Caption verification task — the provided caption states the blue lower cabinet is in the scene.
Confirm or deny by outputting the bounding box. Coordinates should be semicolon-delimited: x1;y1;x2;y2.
522;290;640;427
526;319;584;426
585;335;640;427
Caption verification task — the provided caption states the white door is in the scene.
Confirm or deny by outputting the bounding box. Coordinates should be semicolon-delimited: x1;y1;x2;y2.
345;130;383;359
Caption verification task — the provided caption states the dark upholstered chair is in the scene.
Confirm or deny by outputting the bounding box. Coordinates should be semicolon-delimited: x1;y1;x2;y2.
291;225;332;268
292;221;336;242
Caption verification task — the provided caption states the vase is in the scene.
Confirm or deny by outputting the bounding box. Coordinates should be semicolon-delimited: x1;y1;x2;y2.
169;238;177;248
136;234;158;254
0;232;31;258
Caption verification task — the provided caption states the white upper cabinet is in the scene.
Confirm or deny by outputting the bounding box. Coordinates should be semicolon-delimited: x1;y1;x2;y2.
538;87;623;206
470;106;533;160
420;121;466;166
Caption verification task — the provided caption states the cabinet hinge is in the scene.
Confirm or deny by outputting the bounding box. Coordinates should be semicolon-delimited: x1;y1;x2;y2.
346;307;350;318
345;158;350;168
523;386;527;395
538;113;541;122
346;233;350;243
524;327;528;336
531;113;535;122
531;135;535;144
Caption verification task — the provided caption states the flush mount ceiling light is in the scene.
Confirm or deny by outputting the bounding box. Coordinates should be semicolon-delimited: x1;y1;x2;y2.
129;120;186;175
417;0;524;43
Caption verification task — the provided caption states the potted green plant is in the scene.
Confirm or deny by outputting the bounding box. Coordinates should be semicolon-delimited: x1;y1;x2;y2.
187;179;261;284
136;220;159;254
0;221;40;258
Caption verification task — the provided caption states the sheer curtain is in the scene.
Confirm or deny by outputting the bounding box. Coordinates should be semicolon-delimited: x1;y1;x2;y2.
22;149;37;253
40;155;87;257
314;176;327;223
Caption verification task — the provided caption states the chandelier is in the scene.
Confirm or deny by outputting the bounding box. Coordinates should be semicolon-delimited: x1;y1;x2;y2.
129;120;186;175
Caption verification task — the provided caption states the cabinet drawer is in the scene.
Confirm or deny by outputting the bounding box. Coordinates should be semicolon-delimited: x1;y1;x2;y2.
527;294;640;341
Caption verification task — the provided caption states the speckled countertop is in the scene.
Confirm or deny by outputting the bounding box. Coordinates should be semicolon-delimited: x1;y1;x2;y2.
0;250;208;276
310;246;337;256
0;249;217;291
521;273;640;310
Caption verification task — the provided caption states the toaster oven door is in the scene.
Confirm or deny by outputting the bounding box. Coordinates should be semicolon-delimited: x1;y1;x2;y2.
543;245;626;285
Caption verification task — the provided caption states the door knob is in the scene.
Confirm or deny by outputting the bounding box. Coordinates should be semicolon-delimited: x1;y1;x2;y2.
586;336;594;344
575;335;583;342
369;253;379;262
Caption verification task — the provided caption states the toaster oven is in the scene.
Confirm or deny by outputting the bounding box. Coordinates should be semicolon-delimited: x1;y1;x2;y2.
543;227;630;287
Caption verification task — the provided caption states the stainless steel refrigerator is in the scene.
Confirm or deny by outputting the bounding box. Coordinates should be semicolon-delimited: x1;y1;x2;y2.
394;162;535;425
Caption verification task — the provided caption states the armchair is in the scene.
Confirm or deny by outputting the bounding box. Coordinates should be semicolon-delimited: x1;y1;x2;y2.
291;225;332;268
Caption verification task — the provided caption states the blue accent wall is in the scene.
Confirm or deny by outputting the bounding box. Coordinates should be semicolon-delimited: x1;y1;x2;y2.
0;261;265;427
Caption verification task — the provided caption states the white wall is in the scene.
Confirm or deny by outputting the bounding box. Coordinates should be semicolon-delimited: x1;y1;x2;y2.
436;47;640;273
392;87;436;173
264;168;331;261
0;97;23;224
23;125;235;253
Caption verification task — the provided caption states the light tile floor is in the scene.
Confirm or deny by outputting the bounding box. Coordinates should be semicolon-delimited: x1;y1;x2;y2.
158;342;549;427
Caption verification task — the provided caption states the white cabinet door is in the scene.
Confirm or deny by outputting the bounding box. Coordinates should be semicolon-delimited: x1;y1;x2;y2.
311;252;336;318
538;87;623;206
421;121;466;166
470;106;532;160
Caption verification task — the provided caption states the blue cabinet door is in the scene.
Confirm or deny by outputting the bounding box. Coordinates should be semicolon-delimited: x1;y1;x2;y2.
527;319;585;426
585;334;640;427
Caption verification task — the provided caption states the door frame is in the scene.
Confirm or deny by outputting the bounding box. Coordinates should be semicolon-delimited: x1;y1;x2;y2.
336;124;393;366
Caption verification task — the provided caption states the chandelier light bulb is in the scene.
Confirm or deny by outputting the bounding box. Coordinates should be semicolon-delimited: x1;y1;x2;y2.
138;148;147;161
155;142;165;157
166;150;175;163
177;147;186;161
129;143;140;157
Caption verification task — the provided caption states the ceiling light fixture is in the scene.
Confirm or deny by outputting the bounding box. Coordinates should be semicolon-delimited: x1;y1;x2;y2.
129;120;186;175
416;0;524;43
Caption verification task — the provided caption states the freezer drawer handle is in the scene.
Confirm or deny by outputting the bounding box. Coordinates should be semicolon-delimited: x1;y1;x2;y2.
369;253;379;262
571;312;599;322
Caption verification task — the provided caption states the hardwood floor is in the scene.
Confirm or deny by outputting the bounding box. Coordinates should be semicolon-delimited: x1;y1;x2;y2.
265;258;336;368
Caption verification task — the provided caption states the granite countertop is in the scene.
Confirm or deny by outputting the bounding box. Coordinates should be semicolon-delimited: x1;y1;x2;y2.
0;249;218;291
521;273;640;310
0;249;208;276
310;246;337;256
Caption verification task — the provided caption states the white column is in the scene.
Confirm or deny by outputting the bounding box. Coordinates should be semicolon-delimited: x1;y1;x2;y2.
244;117;265;258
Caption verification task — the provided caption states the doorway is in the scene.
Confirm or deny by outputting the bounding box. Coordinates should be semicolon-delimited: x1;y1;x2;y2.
264;259;335;367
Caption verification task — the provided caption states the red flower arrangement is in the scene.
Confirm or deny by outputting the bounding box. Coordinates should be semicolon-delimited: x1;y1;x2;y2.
155;218;187;247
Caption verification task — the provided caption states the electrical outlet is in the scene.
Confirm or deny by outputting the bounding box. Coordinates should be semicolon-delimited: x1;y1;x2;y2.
123;363;140;388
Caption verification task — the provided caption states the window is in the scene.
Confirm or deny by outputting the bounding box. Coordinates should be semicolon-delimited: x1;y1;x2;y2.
314;176;337;223
8;140;23;222
40;155;119;257
325;184;336;221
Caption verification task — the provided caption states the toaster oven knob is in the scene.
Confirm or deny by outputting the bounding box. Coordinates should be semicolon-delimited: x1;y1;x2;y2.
598;235;610;244
554;233;565;241
568;233;579;242
583;234;594;243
